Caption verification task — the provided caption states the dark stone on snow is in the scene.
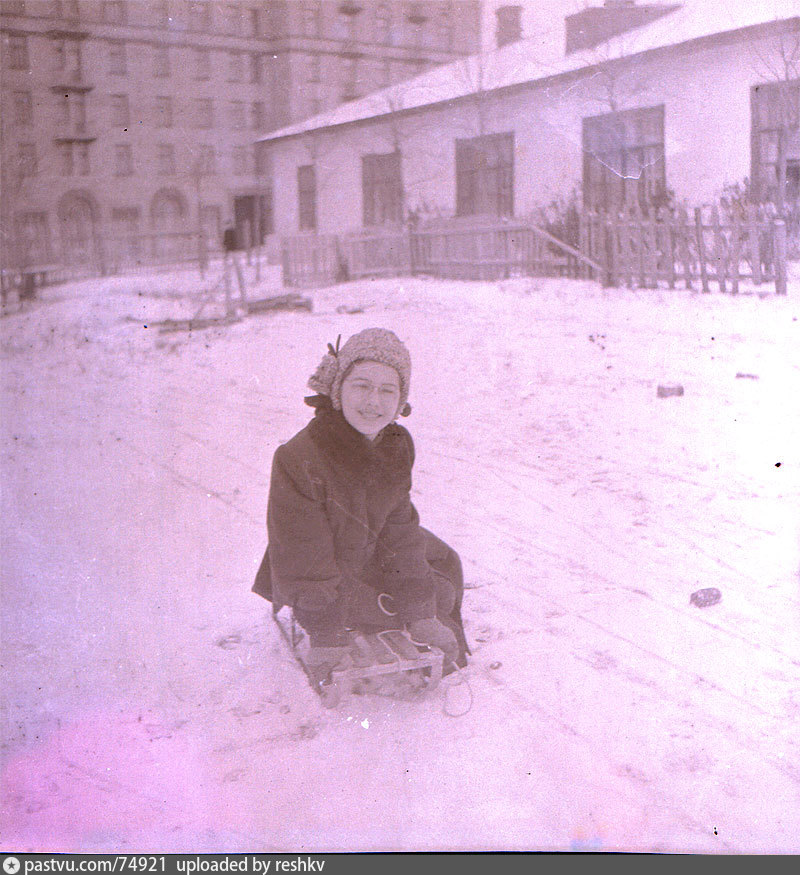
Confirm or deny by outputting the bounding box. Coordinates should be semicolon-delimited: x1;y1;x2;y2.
690;587;722;608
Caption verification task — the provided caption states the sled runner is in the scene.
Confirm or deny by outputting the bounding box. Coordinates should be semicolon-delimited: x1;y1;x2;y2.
272;606;444;708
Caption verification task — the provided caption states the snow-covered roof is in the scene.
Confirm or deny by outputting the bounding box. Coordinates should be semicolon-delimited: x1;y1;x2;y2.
257;0;800;145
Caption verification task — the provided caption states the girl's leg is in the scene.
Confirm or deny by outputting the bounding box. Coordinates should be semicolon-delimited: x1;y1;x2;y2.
421;529;471;664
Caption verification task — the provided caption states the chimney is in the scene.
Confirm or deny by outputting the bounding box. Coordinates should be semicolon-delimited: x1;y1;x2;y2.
565;1;681;54
496;5;522;49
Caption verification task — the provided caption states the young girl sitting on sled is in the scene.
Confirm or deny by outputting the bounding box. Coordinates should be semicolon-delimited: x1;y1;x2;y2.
253;327;469;672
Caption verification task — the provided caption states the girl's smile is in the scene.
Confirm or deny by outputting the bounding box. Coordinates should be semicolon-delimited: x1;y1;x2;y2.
340;361;401;439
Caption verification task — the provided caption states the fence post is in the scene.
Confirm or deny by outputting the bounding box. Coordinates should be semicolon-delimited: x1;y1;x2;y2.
281;239;290;287
223;255;234;316
694;207;710;293
634;205;646;288
603;216;616;287
730;214;741;296
711;206;727;294
621;210;634;288
408;229;417;276
747;205;762;286
663;209;676;290
197;230;208;279
244;220;252;266
774;218;787;295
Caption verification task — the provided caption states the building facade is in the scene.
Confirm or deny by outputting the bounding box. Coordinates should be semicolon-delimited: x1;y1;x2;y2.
0;0;481;273
259;7;799;238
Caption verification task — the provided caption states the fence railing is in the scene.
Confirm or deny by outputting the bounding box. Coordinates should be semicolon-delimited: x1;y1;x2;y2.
581;205;788;294
281;219;601;288
281;209;788;295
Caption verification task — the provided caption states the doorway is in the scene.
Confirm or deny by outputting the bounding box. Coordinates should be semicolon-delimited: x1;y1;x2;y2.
233;193;273;249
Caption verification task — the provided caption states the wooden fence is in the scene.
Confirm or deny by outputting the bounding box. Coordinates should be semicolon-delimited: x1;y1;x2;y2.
581;205;788;294
280;208;788;294
282;220;601;288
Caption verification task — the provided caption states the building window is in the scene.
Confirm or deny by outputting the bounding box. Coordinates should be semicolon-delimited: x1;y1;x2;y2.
15;212;50;265
455;132;514;217
109;40;127;75
362;152;403;226
75;142;90;175
195;98;213;128
57;142;90;176
58;91;87;133
6;34;29;70
437;3;453;49
228;100;246;130
51;37;82;75
375;3;392;43
340;56;359;101
335;3;362;40
405;3;430;47
251;100;265;130
249;53;262;84
153;1;169;27
58;92;70;125
103;1;127;23
197;144;216;175
58;92;86;133
110;93;130;127
233;146;249;176
155;96;173;127
248;7;260;36
583;105;665;213
52;38;65;70
751;80;800;206
115;144;133;176
52;37;82;76
18;143;38;178
58;142;74;175
13;91;33;126
194;48;211;80
75;92;87;132
188;1;210;31
157;144;175;175
153;46;170;78
297;164;316;231
227;51;243;82
302;1;321;37
223;3;241;35
62;1;80;18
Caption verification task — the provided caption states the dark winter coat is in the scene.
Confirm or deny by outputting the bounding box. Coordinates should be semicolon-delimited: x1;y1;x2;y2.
254;398;444;623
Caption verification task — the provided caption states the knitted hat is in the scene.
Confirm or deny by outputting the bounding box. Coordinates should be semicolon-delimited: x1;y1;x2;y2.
308;328;412;416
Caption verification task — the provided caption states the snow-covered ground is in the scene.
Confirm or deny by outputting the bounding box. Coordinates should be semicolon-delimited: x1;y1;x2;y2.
1;262;798;853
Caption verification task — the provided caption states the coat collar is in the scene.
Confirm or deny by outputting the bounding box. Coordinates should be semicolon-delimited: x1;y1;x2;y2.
304;395;412;483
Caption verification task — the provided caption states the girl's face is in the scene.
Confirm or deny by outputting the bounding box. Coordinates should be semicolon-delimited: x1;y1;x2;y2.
340;361;401;439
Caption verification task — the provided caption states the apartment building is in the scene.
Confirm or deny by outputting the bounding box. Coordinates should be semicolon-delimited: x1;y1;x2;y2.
0;0;481;272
